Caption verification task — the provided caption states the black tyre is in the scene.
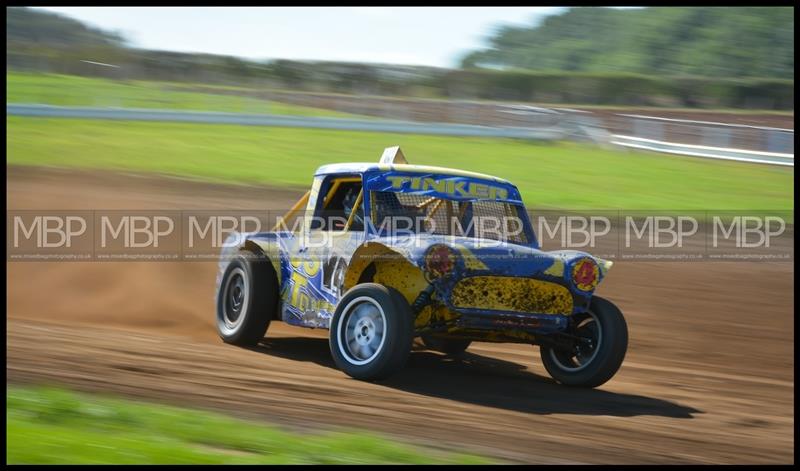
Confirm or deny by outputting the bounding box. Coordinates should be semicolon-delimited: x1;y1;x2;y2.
540;296;628;388
329;283;414;380
216;249;278;346
420;333;472;355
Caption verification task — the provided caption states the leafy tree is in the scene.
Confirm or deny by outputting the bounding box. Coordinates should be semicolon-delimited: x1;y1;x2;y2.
461;7;794;79
7;7;127;48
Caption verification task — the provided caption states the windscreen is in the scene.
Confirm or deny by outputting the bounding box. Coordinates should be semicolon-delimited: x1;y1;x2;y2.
370;191;529;245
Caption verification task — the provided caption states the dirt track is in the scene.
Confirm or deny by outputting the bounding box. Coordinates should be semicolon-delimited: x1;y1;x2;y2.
6;166;794;464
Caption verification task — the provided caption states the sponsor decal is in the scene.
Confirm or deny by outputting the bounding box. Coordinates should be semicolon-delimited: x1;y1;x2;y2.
383;175;510;200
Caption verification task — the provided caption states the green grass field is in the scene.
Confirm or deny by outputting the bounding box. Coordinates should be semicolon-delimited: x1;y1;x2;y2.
6;72;357;117
7;385;493;464
7;116;793;210
11;71;794;117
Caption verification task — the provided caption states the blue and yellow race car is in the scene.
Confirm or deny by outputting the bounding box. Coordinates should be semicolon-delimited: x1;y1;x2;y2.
215;147;627;387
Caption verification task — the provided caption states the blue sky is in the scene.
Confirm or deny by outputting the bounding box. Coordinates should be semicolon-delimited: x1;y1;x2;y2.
34;7;566;67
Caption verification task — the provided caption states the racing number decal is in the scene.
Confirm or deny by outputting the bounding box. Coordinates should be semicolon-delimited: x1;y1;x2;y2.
288;257;320;314
285;254;339;326
322;256;347;298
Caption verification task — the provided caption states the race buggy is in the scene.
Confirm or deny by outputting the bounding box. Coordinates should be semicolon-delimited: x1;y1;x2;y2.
215;147;627;387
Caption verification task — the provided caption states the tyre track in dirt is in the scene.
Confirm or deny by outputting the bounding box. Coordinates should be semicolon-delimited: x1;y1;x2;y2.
6;165;794;463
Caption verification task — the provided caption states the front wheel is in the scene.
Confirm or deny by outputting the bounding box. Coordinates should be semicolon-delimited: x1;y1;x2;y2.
329;283;414;381
540;296;628;388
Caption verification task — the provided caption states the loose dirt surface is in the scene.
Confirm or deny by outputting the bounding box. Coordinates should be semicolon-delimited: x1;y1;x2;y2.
6;166;794;464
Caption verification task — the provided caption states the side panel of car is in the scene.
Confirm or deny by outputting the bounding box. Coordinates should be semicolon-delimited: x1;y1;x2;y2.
274;173;368;329
278;232;364;328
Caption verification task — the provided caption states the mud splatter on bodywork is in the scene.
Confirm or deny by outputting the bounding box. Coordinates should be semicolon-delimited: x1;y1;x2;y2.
450;276;573;315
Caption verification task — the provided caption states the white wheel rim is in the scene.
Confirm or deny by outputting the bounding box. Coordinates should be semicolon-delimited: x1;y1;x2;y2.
549;310;602;372
336;296;387;366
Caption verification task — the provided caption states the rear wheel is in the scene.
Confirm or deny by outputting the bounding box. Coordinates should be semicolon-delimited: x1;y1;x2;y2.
420;333;472;355
216;250;278;346
329;283;413;380
540;296;627;388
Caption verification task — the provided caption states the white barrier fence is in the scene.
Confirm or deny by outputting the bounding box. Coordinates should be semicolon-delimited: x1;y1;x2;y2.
6;104;566;140
610;134;794;167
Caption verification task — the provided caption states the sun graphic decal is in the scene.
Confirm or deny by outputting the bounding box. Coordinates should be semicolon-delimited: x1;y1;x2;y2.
424;244;456;280
571;258;599;292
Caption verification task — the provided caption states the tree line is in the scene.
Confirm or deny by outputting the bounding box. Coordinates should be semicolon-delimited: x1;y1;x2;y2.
462;7;793;80
6;7;794;109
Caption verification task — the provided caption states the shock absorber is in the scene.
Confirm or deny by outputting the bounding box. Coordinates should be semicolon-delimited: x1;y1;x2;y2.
411;284;435;314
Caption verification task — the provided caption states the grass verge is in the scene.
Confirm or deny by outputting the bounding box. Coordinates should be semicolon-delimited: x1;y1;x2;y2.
7;116;793;210
7;385;494;464
6;72;358;117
